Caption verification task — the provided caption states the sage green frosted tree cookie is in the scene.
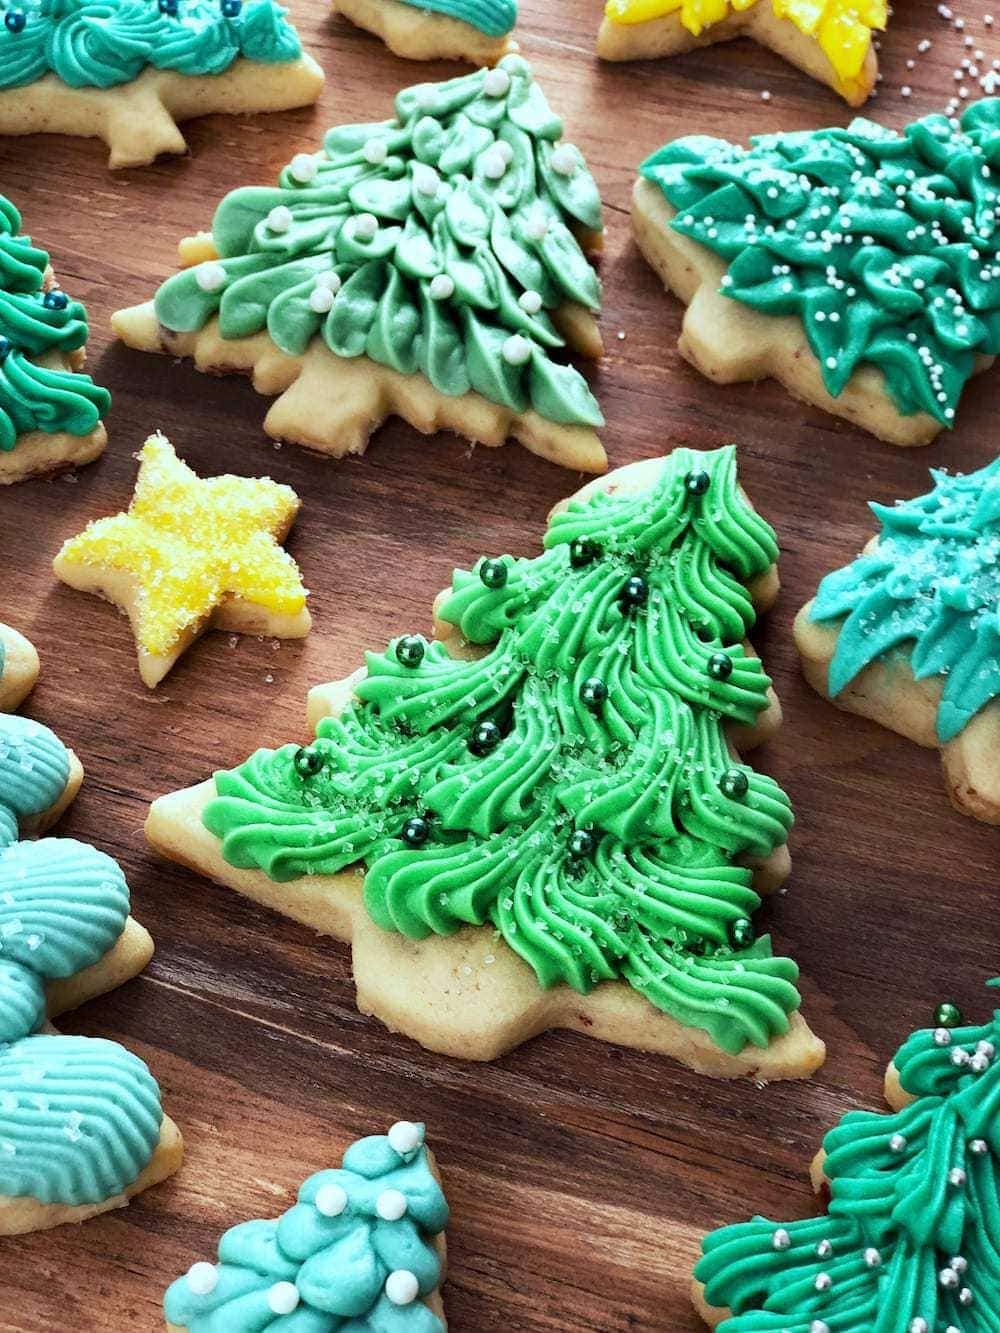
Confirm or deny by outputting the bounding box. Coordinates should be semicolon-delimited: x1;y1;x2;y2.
112;56;608;473
693;984;1000;1331
333;0;516;65
0;646;182;1235
164;1121;448;1331
0;191;109;484
633;98;999;446
796;458;1000;824
0;0;324;169
146;446;824;1081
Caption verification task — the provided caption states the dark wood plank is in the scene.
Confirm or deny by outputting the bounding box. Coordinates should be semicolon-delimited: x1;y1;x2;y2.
1;2;998;1328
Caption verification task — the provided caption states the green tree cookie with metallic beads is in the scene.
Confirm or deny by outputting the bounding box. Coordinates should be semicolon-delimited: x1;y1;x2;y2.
0;192;110;484
146;447;824;1080
633;97;1000;446
693;981;1000;1332
112;56;608;474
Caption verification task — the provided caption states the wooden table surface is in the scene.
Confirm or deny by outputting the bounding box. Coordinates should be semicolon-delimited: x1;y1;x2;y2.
2;2;999;1329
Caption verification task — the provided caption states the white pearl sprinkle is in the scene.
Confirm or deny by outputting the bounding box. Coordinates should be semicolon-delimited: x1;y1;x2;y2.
933;1027;953;1046
518;290;542;315
976;1040;995;1057
950;1255;968;1274
550;143;578;177
501;334;532;366
186;1262;218;1296
816;1239;833;1258
771;1228;791;1250
909;1321;928;1333
195;262;226;293
970;1052;991;1072
948;1167;967;1186
889;1134;907;1152
864;1247;881;1267
267;205;293;233
267;1282;300;1315
959;1287;974;1306
940;1267;960;1288
353;213;378;241
363;138;388;166
387;1121;423;1157
483;67;510;97
482;150;508;180
429;274;455;301
385;1270;420;1306
315;271;342;294
952;1047;970;1066
289;153;317;183
970;1138;988;1154
814;1273;832;1292
376;1188;408;1221
494;140;514;164
309;286;335;314
315;1183;348;1216
413;165;440;198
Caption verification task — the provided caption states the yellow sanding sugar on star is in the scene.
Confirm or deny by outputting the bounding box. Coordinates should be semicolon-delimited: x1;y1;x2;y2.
603;0;886;79
56;434;308;658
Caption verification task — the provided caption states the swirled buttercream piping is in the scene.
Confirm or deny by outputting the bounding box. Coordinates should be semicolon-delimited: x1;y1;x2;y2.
204;446;803;1057
152;55;604;429
641;97;1000;427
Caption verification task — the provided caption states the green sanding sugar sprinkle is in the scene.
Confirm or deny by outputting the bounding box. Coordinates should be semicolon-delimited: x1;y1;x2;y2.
640;96;1000;426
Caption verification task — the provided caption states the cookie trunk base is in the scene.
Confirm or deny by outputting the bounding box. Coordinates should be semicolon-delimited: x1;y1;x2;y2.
0;422;107;486
597;4;877;106
0;624;40;710
794;603;1000;824
0;56;324;169
0;1116;183;1236
111;302;608;473
46;916;155;1020
631;179;993;447
333;0;514;63
146;780;822;1078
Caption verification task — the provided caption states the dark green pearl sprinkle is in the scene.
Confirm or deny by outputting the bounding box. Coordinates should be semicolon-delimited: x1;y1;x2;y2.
580;677;608;710
720;769;749;799
620;575;648;608
569;538;601;568
934;1001;963;1029
479;559;508;589
729;918;754;949
402;816;431;847
396;635;426;668
568;829;596;859
685;469;711;496
468;721;502;756
293;745;325;779
708;652;733;680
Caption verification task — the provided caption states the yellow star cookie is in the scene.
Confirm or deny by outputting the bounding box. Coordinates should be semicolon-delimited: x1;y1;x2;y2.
53;433;311;688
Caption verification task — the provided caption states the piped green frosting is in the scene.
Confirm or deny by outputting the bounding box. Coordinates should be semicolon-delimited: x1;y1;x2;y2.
640;97;1000;427
0;192;110;452
694;981;1000;1332
810;457;1000;743
0;0;303;91
164;1123;448;1331
153;55;605;430
202;445;803;1058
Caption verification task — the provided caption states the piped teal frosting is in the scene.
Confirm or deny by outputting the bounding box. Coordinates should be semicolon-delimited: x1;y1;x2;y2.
810;458;1000;743
694;982;1000;1332
397;0;515;37
640;97;1000;428
0;712;164;1209
0;192;110;452
164;1123;448;1331
0;0;303;90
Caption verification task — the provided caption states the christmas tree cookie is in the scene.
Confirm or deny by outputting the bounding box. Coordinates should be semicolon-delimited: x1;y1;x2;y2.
53;433;311;688
0;621;40;710
693;982;1000;1331
795;458;1000;825
112;57;607;473
333;0;516;65
0;638;182;1234
0;191;110;484
0;0;323;169
146;446;824;1080
633;98;1000;447
164;1120;448;1331
598;0;884;105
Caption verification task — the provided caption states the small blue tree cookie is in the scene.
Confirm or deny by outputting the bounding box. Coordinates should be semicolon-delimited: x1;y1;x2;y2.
165;1121;449;1331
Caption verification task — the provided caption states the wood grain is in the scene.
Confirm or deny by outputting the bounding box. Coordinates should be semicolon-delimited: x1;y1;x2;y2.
2;2;998;1328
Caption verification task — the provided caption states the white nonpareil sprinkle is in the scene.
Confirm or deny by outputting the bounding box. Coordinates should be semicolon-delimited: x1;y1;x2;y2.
267;1282;300;1315
353;213;378;241
266;205;293;234
482;150;507;180
550;143;578;177
483;67;510;97
385;1270;420;1306
387;1121;422;1156
315;1182;349;1216
289;153;317;183
363;138;388;166
315;271;342;294
501;333;532;366
376;1188;408;1221
864;1248;882;1267
186;1263;218;1296
413;164;440;198
429;273;455;301
195;262;226;293
771;1228;791;1250
518;289;542;315
309;286;335;314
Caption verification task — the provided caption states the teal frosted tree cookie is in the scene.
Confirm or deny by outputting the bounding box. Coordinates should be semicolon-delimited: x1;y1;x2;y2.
165;1121;449;1332
693;982;1000;1332
795;458;1000;824
113;56;608;474
0;191;110;485
146;447;824;1080
0;0;324;168
0;634;182;1234
332;0;517;65
632;97;1000;446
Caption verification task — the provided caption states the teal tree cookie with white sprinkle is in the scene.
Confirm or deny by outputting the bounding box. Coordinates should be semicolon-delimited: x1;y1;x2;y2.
113;56;608;474
164;1121;449;1332
692;982;1000;1333
633;97;1000;446
795;457;1000;824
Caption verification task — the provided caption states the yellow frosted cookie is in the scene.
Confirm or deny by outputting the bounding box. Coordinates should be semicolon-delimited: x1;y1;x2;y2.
598;0;885;106
53;433;311;688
